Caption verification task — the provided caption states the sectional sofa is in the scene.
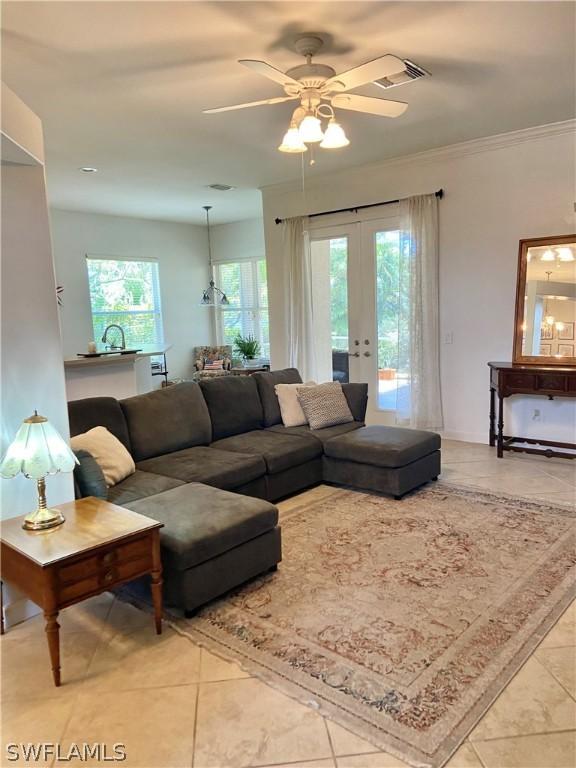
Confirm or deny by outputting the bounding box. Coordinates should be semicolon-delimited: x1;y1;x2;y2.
68;368;440;614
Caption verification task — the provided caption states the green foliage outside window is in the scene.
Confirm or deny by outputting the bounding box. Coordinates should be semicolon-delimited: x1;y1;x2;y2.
87;258;164;347
327;233;405;371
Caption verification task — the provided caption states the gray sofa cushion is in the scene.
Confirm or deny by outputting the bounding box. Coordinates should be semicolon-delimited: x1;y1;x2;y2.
136;446;266;489
324;425;441;468
73;449;108;500
342;383;369;423
108;470;185;506
124;482;278;571
253;368;302;427
267;421;363;444
121;382;211;461
212;429;322;474
68;396;131;450
200;376;264;440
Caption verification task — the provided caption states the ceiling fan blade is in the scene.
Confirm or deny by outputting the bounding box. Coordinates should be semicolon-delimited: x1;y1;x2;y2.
332;93;408;118
203;96;298;114
325;54;406;92
239;59;302;89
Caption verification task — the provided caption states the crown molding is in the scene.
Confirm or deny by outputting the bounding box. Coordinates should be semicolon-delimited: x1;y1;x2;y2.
261;119;576;196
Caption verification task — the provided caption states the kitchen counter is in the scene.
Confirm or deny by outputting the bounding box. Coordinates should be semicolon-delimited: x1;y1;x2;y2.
64;344;171;369
64;344;172;400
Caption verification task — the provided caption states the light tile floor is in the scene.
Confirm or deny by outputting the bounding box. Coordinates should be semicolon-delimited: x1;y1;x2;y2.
1;441;575;768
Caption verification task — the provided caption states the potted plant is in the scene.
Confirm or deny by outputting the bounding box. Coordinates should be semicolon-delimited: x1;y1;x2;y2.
234;334;261;365
378;339;397;381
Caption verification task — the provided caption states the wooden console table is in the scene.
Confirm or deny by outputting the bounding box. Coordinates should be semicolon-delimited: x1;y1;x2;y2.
488;362;576;460
0;497;163;686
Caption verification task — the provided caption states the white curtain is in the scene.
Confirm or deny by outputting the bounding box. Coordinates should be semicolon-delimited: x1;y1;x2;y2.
282;216;318;381
395;194;444;430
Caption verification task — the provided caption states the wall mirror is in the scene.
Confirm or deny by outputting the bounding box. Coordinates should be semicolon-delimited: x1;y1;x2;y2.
513;234;576;366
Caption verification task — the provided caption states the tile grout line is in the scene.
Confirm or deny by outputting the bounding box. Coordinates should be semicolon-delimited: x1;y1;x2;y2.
466;739;488;768
531;652;576;704
189;666;201;768
322;717;338;768
471;727;576;745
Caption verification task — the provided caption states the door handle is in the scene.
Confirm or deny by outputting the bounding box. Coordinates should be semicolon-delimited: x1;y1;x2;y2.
348;352;360;358
363;351;371;357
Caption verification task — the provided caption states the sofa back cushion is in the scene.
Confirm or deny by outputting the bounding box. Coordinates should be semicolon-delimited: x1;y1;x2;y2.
253;368;303;427
200;375;264;440
121;382;211;461
342;383;369;422
68;396;131;451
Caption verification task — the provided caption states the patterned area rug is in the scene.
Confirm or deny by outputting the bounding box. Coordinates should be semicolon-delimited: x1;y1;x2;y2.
175;485;576;768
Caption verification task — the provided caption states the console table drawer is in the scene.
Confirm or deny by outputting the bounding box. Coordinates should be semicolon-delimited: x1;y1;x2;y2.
536;374;568;393
502;373;536;392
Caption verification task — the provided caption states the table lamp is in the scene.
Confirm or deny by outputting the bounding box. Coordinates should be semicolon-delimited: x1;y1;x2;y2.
0;411;78;531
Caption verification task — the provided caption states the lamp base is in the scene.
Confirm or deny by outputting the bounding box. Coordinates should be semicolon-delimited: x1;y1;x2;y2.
22;508;66;531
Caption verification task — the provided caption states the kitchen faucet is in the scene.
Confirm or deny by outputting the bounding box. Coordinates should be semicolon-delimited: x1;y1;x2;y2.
101;324;126;350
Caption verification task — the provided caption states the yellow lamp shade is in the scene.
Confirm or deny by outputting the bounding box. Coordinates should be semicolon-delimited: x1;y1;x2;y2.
0;412;78;480
278;123;308;153
298;114;324;143
540;250;555;261
320;119;350;149
557;247;574;262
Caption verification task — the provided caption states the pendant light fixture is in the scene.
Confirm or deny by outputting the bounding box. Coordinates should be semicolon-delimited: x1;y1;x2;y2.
200;206;229;306
542;271;555;328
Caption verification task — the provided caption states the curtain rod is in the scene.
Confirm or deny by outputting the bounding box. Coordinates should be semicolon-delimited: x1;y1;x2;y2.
274;189;444;225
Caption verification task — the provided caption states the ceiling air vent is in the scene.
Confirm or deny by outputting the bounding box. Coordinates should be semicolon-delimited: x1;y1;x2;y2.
208;183;236;191
373;59;430;90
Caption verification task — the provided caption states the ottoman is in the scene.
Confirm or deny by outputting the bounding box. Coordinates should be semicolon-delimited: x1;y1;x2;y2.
124;482;282;614
323;425;441;499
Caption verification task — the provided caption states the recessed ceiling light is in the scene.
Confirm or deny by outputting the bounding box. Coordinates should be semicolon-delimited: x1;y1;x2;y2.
207;183;235;191
79;167;98;173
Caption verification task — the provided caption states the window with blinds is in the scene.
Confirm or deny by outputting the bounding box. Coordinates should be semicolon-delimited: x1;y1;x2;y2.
86;256;164;347
214;258;269;359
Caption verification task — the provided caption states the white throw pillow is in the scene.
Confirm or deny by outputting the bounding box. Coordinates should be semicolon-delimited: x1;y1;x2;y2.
275;382;316;427
70;426;135;487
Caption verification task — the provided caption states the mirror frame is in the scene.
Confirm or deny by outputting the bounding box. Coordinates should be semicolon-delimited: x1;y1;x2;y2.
513;234;576;366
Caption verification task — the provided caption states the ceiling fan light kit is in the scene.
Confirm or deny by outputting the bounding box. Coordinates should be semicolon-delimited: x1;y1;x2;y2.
278;122;308;153
204;34;425;160
298;113;324;143
320;118;350;149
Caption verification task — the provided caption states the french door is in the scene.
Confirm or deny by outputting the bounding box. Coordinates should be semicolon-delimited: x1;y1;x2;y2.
309;211;403;425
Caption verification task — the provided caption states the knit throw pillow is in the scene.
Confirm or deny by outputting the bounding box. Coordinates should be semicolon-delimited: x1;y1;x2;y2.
297;382;354;430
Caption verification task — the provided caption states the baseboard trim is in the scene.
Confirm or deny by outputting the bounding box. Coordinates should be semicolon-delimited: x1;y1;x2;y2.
440;430;488;445
3;597;41;630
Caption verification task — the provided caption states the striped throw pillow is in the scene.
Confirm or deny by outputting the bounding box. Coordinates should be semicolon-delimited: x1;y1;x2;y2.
297;382;354;430
204;359;224;371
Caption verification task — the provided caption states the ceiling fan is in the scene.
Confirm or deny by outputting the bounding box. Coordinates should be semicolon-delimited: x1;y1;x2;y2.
203;35;428;154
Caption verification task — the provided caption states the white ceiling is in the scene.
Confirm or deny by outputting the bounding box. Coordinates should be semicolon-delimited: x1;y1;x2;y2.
2;1;575;224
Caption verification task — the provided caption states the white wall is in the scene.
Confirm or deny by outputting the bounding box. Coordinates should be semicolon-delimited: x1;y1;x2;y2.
211;217;265;264
50;209;212;381
262;121;576;443
1;85;73;520
1;84;73;627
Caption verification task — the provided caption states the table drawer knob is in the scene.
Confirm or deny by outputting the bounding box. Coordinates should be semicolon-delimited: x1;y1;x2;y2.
103;570;114;583
102;552;114;565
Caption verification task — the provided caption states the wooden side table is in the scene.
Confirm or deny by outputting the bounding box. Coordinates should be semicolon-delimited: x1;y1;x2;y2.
0;497;163;686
